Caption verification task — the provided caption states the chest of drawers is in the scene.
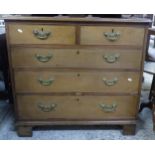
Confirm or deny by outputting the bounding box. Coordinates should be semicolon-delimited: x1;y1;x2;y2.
4;16;150;137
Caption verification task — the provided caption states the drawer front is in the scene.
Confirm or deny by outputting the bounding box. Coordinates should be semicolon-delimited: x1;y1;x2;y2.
14;71;140;93
80;26;145;45
11;48;142;69
8;24;76;44
17;95;138;120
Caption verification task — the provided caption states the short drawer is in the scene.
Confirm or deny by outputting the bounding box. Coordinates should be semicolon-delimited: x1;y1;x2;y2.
17;95;138;120
14;71;140;93
80;26;145;46
8;23;76;45
11;47;142;70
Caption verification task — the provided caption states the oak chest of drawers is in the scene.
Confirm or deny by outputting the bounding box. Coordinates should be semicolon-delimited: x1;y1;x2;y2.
4;16;150;136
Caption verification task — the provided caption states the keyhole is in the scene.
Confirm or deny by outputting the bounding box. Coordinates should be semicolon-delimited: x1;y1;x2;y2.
77;73;80;77
76;98;80;102
76;51;80;55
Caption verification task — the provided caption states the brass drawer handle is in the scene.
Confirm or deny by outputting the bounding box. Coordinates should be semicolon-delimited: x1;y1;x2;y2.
103;53;120;63
38;103;57;112
102;77;118;86
99;103;117;112
33;28;51;40
38;78;54;86
104;29;120;41
35;53;53;63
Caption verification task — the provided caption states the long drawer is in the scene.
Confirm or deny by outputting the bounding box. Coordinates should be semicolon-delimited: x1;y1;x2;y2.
8;24;76;45
80;26;145;46
11;47;142;69
14;71;140;93
17;95;138;120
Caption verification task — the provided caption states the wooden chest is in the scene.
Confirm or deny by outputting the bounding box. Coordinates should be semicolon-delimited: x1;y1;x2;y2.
4;16;150;137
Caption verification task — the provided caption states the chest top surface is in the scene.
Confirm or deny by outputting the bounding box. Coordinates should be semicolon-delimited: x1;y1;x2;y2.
3;16;151;25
